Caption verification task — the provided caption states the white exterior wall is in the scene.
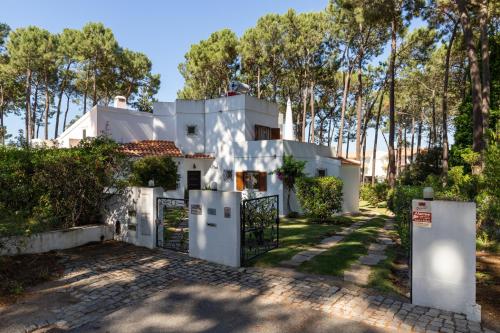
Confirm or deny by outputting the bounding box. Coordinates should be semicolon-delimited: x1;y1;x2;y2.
0;225;113;255
107;187;164;249
97;107;154;143
153;102;176;141
340;165;360;213
57;110;97;147
175;100;205;154
412;200;480;321
189;190;242;267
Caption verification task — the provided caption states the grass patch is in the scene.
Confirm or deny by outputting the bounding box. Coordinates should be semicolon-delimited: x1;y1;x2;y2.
298;217;385;276
367;245;409;296
247;216;354;267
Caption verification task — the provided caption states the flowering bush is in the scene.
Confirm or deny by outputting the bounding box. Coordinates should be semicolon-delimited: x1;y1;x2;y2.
271;155;306;213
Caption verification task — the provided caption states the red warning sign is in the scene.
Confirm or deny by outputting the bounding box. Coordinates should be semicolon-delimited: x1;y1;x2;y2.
412;200;432;228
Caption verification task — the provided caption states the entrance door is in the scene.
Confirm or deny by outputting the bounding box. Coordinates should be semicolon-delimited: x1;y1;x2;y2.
187;171;201;190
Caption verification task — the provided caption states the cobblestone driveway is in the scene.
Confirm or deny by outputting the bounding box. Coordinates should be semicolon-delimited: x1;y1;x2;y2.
0;242;494;333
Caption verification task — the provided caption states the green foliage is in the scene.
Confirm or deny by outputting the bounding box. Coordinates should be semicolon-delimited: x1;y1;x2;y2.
360;182;389;206
0;137;128;237
178;29;239;99
129;156;178;190
272;155;306;213
387;185;422;251
398;147;442;185
296;176;343;221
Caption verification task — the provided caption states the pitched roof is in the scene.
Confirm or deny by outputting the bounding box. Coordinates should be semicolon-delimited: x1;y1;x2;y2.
119;140;183;158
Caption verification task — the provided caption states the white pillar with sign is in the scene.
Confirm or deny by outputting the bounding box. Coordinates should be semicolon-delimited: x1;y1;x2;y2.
412;200;481;321
188;190;242;267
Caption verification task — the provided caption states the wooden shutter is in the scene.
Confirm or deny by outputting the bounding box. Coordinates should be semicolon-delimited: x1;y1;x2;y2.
258;172;267;191
271;128;281;140
236;171;244;191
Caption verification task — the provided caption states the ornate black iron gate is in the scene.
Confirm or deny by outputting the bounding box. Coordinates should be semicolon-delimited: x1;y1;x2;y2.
156;197;189;252
240;195;279;265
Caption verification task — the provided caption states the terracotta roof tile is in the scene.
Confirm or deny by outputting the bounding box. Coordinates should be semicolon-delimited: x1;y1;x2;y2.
120;140;183;157
184;153;214;159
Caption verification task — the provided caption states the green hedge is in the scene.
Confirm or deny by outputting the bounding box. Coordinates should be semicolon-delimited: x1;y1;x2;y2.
296;176;343;221
360;182;389;206
0;137;128;237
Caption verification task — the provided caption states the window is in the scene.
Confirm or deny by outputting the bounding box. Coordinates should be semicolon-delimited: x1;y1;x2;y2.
317;169;327;177
255;125;281;140
187;125;197;136
236;171;267;191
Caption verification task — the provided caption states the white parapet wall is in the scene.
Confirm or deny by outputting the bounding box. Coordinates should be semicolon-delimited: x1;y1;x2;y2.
412;200;480;321
0;225;113;256
189;190;242;267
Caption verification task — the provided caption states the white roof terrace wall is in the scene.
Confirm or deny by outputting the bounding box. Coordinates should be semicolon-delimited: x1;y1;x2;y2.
96;106;154;143
175;99;205;154
152;102;176;141
56;108;97;147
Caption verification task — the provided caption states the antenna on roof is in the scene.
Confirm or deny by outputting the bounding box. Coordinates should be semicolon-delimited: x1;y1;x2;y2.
228;81;250;96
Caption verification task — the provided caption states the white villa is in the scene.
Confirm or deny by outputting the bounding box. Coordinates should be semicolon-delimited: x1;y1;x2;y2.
56;94;360;215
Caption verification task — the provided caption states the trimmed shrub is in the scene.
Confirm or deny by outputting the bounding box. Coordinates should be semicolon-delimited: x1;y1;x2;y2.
296;176;343;221
129;156;179;190
0;137;128;237
388;185;423;251
360;182;388;206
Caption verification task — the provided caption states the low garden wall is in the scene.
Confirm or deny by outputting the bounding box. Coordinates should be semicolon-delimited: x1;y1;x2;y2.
0;224;114;256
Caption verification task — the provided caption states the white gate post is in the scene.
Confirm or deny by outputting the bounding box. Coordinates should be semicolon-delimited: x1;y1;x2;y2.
412;199;480;321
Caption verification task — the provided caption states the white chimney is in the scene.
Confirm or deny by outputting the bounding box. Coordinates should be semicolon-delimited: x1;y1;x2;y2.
283;97;296;141
113;96;127;109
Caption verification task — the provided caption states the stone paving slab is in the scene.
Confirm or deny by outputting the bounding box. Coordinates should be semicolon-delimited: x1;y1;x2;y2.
368;243;388;252
344;264;372;285
359;254;388;266
317;235;344;249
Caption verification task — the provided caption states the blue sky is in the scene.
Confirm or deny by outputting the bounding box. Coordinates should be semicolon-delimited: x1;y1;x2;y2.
2;0;433;152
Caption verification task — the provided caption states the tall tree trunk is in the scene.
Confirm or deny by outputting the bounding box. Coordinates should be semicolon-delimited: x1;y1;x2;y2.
397;126;402;176
431;90;437;146
302;87;308;142
32;84;39;140
25;69;32;145
403;124;408;169
92;63;97;107
337;69;352;157
309;82;315;144
83;68;90;114
479;0;490;141
54;62;72;138
410;116;415;165
456;0;484;160
417;113;423;155
372;92;384;186
355;46;363;160
442;21;458;182
63;93;70;131
44;72;50;140
388;18;397;188
361;129;367;183
257;67;261;99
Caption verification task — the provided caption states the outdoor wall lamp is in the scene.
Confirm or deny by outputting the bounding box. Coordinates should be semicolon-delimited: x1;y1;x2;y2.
423;187;434;201
193;163;197;169
148;179;155;187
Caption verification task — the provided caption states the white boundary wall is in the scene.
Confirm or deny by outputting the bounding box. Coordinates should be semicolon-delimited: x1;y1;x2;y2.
105;186;164;249
0;225;113;255
189;190;242;267
412;200;480;321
